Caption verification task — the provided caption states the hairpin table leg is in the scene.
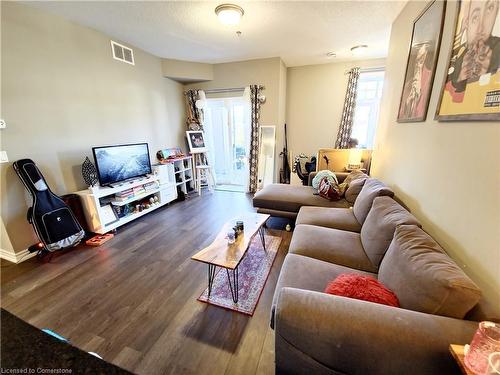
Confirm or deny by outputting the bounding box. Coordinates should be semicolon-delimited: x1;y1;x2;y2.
226;267;239;303
259;226;266;251
208;264;216;298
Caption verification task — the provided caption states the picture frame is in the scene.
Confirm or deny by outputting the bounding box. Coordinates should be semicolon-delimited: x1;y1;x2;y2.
436;0;500;121
186;131;207;153
101;204;119;226
397;0;446;123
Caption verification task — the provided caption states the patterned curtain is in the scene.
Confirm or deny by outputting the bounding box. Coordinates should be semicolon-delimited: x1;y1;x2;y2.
185;89;204;131
248;85;264;193
335;67;360;149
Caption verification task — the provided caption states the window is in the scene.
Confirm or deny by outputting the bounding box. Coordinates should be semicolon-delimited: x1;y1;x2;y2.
351;70;385;149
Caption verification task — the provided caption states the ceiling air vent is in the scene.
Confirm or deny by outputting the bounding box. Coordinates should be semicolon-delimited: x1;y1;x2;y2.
110;40;134;65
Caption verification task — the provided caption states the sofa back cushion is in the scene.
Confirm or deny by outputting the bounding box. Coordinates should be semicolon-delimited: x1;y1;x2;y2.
344;170;368;204
361;197;421;267
378;225;481;319
353;178;394;224
345;178;367;204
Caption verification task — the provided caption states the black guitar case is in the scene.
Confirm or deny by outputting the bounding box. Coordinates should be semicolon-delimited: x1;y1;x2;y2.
13;159;85;252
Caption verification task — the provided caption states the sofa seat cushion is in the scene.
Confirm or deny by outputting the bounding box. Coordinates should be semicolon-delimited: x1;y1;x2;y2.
296;206;361;232
361;196;421;267
378;225;482;319
253;183;350;214
289;224;377;273
270;253;376;328
353;178;394;224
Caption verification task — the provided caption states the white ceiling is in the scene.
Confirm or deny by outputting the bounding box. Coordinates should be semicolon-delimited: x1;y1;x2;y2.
26;1;407;67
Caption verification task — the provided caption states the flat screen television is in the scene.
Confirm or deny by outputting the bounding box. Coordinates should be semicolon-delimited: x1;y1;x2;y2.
92;143;152;186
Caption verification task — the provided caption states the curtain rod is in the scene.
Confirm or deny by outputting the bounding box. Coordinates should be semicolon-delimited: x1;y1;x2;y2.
184;85;265;95
344;66;385;75
204;87;246;94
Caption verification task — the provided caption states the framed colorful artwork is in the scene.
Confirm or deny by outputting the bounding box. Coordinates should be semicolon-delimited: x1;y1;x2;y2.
436;0;500;121
186;131;207;153
398;0;446;123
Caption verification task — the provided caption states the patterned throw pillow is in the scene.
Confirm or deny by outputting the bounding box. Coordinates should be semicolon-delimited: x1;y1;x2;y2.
318;177;343;201
312;170;338;189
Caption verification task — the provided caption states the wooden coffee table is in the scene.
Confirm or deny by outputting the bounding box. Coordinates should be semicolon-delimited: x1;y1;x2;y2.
191;213;270;303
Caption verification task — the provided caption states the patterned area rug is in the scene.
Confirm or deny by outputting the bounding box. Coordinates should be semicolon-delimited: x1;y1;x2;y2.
198;234;281;315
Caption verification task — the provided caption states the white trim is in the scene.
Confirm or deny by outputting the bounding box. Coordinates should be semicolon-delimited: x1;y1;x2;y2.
0;248;37;263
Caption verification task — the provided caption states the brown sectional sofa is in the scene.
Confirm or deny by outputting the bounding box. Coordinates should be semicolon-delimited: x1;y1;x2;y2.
256;177;498;374
253;173;351;219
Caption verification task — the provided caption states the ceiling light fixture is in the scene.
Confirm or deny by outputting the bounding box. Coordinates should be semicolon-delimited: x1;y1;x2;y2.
350;45;368;56
215;4;244;26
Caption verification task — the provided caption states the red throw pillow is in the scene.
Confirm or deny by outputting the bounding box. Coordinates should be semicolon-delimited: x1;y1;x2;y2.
324;273;400;307
318;177;342;201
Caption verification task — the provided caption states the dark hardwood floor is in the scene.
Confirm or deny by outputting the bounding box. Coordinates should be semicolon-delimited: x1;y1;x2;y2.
1;191;292;375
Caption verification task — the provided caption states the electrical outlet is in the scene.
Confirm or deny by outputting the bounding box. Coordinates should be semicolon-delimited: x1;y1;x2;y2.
0;151;9;163
0;119;5;129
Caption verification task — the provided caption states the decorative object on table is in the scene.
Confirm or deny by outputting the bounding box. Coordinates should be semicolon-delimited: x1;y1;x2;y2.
197;235;281;315
436;1;500;121
397;0;446;122
285;223;292;232
186;131;208;153
465;321;500;374
227;231;235;244
233;225;241;238
236;221;244;232
312;170;338;189
85;233;114;247
82;157;99;188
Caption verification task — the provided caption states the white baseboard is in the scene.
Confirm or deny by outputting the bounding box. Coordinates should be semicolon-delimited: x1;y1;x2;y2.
0;248;37;263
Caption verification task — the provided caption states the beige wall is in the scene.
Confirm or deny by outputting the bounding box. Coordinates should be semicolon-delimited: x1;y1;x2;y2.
1;2;186;253
371;0;500;305
185;57;286;182
161;58;214;83
286;58;385;159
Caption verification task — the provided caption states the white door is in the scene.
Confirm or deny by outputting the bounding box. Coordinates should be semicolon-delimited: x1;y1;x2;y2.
204;96;251;192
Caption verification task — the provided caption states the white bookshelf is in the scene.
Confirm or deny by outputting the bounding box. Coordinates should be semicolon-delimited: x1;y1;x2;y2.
170;156;194;195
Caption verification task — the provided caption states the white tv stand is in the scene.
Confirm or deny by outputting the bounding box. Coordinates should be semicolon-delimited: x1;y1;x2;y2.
76;164;177;234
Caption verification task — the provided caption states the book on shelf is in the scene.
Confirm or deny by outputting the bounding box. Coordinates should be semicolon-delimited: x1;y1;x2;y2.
115;188;134;197
133;186;146;194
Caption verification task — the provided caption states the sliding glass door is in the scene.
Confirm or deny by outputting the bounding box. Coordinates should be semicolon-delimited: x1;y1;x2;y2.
204;97;251;192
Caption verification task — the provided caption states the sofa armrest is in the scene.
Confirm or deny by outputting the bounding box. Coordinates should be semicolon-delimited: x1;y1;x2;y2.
275;288;477;375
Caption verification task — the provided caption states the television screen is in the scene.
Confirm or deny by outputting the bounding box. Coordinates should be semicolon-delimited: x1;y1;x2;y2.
92;143;152;186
